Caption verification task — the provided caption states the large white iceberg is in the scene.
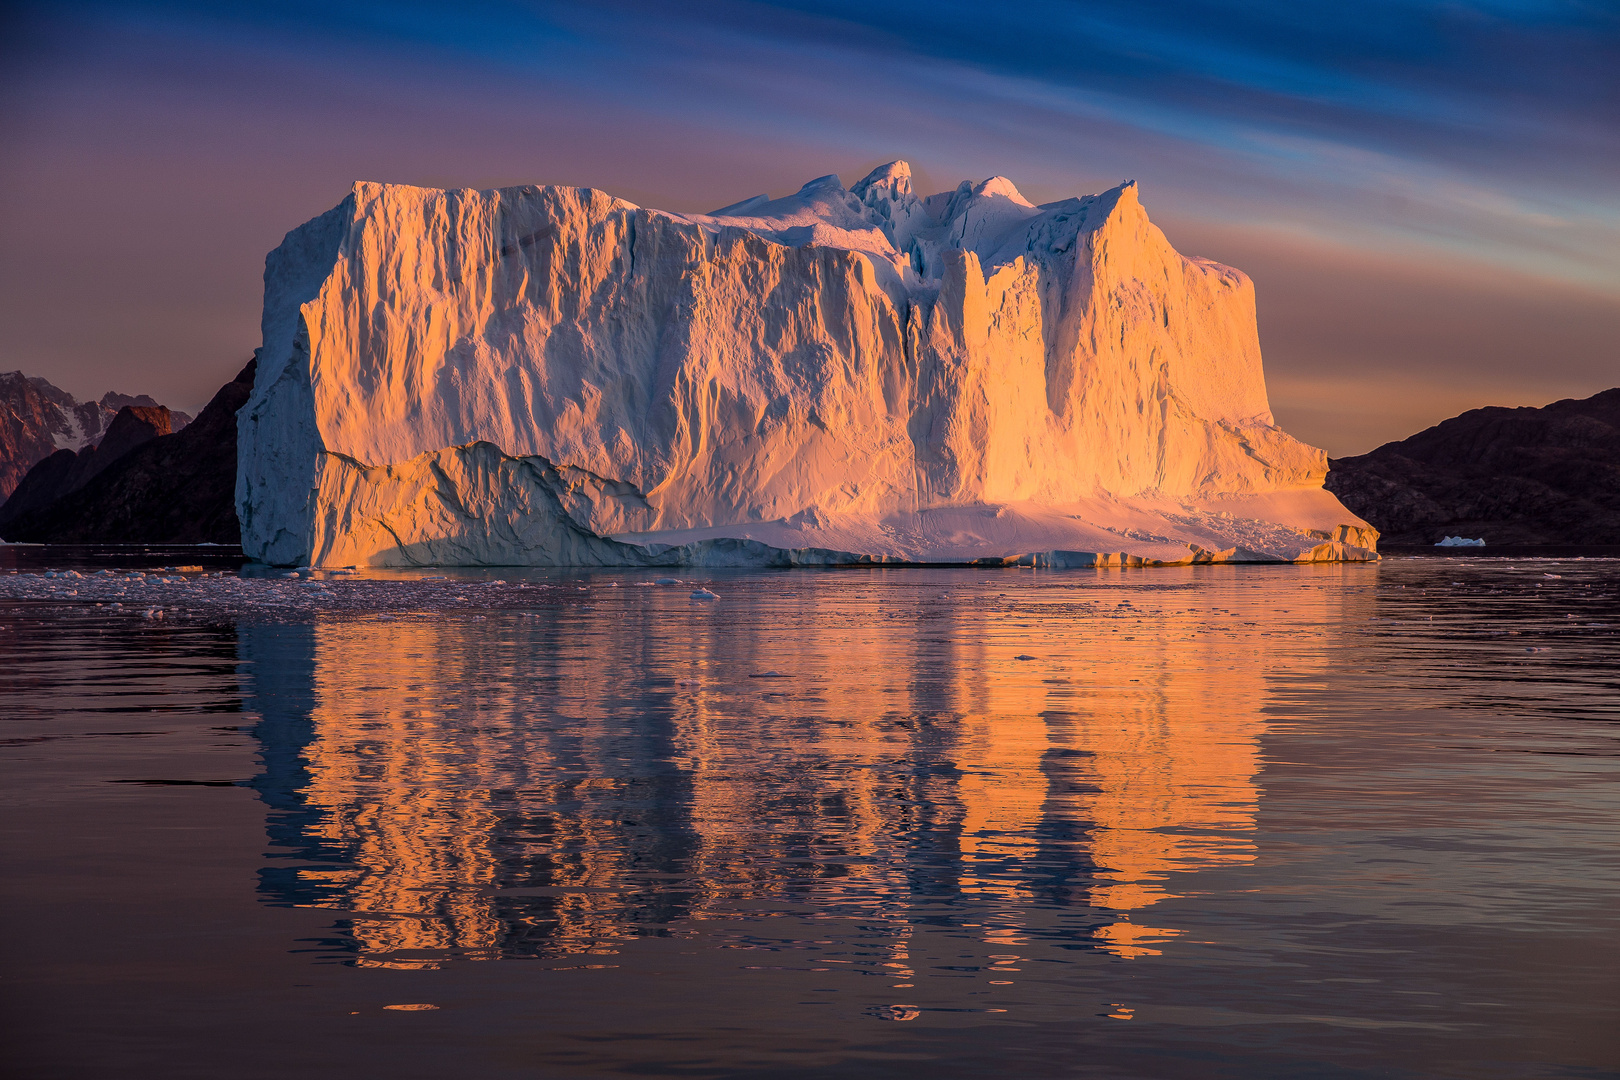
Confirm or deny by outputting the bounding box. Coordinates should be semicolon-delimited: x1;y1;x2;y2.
237;162;1376;567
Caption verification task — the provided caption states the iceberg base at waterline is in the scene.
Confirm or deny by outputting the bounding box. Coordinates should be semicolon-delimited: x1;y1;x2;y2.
296;441;1376;568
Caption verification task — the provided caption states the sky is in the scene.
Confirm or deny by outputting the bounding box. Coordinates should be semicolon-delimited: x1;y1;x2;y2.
1;0;1615;456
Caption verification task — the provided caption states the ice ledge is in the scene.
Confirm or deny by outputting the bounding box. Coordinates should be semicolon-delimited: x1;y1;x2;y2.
267;441;1377;568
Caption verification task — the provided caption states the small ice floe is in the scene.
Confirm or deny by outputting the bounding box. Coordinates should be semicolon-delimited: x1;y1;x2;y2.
1544;573;1562;579
690;588;719;600
675;678;701;688
1014;654;1036;661
749;671;789;679
655;577;680;585
1525;647;1546;653
1435;537;1486;547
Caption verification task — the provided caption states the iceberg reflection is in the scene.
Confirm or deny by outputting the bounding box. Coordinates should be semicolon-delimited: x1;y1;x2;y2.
242;570;1355;968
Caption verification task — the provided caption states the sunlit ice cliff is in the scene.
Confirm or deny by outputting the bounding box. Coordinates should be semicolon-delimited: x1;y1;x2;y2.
237;161;1376;568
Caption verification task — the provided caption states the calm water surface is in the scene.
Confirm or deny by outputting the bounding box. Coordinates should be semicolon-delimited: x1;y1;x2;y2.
2;555;1617;1078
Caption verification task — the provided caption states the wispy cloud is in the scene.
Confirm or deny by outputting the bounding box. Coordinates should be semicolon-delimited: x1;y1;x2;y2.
1;0;1615;445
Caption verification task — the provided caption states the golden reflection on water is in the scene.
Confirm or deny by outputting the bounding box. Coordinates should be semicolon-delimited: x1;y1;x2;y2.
244;569;1365;967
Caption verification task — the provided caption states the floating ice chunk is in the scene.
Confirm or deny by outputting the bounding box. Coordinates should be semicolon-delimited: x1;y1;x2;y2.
1435;537;1486;547
655;578;680;585
690;588;719;600
1014;654;1036;660
1543;573;1562;579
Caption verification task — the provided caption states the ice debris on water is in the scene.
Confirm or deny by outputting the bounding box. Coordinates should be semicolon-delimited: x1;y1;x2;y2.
690;588;719;600
1435;537;1486;547
0;568;654;624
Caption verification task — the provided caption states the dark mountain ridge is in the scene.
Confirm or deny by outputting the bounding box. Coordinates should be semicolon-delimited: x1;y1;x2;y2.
0;406;175;529
0;371;192;498
0;361;254;545
1326;388;1620;545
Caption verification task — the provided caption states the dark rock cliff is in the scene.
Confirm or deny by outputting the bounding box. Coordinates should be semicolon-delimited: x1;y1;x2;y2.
0;372;191;499
1326;388;1620;545
0;361;255;544
0;406;174;529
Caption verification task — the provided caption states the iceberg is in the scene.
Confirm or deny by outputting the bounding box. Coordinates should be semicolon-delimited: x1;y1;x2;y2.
1435;536;1487;547
237;162;1376;567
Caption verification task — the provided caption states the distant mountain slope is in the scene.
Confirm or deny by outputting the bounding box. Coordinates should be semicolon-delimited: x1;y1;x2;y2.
0;361;253;544
0;372;191;498
1326;389;1620;545
0;406;175;530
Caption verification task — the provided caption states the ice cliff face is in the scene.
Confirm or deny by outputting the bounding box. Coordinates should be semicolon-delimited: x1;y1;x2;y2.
238;162;1368;567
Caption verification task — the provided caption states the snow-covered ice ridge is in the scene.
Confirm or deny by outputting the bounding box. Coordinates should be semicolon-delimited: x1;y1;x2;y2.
238;161;1377;568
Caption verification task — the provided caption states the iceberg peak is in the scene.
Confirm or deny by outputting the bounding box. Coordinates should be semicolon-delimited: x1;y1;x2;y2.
973;175;1032;207
851;160;914;201
798;173;845;192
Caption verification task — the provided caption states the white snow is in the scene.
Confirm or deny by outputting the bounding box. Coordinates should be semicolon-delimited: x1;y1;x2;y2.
237;161;1374;568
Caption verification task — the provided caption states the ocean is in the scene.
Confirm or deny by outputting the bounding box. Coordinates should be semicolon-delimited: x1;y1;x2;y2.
3;549;1616;1078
